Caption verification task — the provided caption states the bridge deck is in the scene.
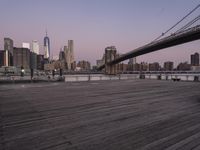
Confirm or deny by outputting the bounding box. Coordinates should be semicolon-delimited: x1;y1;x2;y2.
98;25;200;70
1;80;200;150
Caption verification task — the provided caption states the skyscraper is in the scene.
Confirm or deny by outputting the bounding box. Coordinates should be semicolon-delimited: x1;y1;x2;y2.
64;46;71;70
4;38;14;66
68;40;74;64
32;40;39;54
191;52;199;66
44;31;50;60
59;49;65;61
13;47;30;69
64;40;75;70
22;42;30;49
30;52;37;70
4;38;13;55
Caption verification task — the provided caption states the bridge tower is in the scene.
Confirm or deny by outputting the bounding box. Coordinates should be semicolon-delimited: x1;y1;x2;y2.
105;46;117;75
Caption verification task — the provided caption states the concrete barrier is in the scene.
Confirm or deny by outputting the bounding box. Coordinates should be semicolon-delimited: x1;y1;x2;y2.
139;74;145;79
194;76;199;82
157;75;161;80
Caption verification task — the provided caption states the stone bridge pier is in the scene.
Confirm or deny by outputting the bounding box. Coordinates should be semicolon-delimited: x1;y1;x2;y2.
105;46;117;75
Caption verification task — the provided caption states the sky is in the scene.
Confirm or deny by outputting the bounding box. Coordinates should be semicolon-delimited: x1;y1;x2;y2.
0;0;200;66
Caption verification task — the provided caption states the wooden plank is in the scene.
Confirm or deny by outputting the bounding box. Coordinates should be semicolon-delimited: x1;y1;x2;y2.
0;80;200;149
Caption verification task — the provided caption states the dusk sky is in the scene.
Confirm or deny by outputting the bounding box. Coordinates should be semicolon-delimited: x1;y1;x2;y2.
0;0;200;66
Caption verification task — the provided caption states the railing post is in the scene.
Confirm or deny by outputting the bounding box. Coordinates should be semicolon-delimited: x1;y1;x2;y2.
194;76;199;82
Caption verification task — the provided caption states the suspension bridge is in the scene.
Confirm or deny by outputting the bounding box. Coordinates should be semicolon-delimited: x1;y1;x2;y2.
99;4;200;74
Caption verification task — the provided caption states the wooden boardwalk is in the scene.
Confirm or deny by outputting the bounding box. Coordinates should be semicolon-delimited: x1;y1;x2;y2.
1;80;200;150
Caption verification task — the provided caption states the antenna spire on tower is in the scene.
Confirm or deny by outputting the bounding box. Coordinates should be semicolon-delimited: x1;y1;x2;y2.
45;29;48;36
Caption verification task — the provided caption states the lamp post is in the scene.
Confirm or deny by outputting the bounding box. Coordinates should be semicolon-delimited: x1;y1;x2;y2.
21;66;24;77
31;68;33;80
52;69;55;79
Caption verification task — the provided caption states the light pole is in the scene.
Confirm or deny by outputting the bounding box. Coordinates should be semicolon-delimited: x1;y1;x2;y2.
21;66;24;77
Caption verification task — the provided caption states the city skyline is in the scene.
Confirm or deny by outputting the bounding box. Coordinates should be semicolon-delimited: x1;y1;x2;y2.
0;0;200;65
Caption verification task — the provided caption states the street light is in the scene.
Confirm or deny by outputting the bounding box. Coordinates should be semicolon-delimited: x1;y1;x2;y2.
21;66;25;77
52;69;55;79
31;68;33;80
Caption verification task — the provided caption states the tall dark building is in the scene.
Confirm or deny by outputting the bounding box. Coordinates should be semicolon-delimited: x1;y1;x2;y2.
30;52;37;69
64;40;75;70
191;53;199;66
59;50;65;61
0;50;5;67
13;47;30;69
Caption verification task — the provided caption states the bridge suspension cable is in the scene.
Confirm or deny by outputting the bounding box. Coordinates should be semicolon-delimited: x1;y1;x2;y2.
175;15;200;33
153;4;200;41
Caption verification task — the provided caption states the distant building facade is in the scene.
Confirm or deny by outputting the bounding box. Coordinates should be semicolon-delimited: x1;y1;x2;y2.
177;62;191;71
4;38;14;66
139;62;148;71
96;54;105;68
149;62;160;71
22;42;30;49
117;63;128;72
64;46;70;69
64;40;75;70
59;50;65;61
68;40;74;64
191;52;199;66
164;61;174;71
13;47;30;69
37;54;44;70
0;50;5;67
77;60;91;71
128;57;137;71
191;66;200;71
32;40;39;54
30;52;37;69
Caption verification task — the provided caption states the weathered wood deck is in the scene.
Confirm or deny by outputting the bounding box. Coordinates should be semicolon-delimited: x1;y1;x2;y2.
1;80;200;150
